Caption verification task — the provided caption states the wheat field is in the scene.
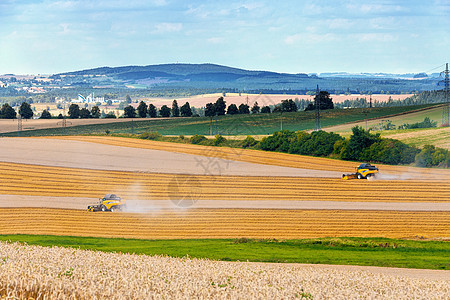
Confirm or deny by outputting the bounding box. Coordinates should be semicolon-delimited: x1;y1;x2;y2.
1;241;447;299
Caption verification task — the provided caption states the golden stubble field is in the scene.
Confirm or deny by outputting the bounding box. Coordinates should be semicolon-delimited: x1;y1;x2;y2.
44;136;450;178
0;136;449;239
1;208;448;239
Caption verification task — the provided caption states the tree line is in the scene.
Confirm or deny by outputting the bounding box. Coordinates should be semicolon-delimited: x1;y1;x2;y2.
0;102;34;119
258;127;449;167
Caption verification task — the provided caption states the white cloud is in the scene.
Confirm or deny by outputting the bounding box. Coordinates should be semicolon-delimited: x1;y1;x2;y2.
207;37;224;44
284;34;302;45
346;3;405;15
328;18;353;30
355;33;397;42
153;23;183;34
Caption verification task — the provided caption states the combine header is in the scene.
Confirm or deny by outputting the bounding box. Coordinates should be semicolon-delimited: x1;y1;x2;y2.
342;163;379;180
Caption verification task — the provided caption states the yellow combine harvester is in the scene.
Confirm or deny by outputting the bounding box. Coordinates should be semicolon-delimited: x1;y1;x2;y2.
342;163;379;180
87;194;126;212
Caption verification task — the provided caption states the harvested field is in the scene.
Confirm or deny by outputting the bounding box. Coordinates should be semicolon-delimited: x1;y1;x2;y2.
43;136;450;179
381;127;450;150
0;162;448;203
1;241;448;299
146;93;413;108
0;208;448;239
324;105;445;133
0;137;338;177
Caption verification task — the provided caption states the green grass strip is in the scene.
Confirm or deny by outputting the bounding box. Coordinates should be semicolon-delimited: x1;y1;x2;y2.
1;235;448;270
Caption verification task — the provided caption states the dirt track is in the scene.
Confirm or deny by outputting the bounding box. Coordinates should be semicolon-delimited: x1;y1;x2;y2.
2;195;449;211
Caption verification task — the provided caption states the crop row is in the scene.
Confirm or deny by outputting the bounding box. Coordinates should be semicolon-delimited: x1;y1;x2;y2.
1;208;448;239
0;162;448;202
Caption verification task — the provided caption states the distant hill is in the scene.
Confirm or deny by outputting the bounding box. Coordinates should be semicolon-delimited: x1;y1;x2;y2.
57;63;309;83
54;63;441;93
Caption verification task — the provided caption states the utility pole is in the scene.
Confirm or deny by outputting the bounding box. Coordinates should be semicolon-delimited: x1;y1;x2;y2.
58;102;70;135
442;63;449;127
214;115;219;135
315;85;321;131
62;102;67;135
209;117;213;136
280;110;283;131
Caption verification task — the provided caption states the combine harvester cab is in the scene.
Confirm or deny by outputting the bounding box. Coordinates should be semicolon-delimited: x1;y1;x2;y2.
342;163;379;180
87;194;126;212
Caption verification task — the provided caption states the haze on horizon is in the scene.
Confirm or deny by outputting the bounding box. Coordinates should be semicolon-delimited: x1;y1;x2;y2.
0;0;448;75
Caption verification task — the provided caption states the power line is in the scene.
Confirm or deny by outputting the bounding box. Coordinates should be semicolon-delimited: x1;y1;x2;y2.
423;64;446;74
315;85;321;131
17;115;22;137
442;63;449;127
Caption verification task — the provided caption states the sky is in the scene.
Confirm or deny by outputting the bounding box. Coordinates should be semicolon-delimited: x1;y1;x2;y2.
0;0;449;75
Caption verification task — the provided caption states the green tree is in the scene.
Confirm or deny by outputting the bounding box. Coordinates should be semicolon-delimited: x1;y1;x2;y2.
19;102;33;119
137;101;148;118
40;109;52;119
281;99;297;112
415;145;435;167
238;103;250;114
341;126;381;161
251;102;260;114
148;104;157;118
79;108;91;119
106;100;113;106
205;103;216;117
91;106;101;118
214;97;226;115
105;111;116;119
0;103;16;119
241;136;258;148
288;131;343;157
123;105;136;118
260;106;271;113
227;104;239;115
68;104;80;119
306;91;334;111
172;100;180;117
125;95;132;104
159;105;171;117
180;102;192;117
